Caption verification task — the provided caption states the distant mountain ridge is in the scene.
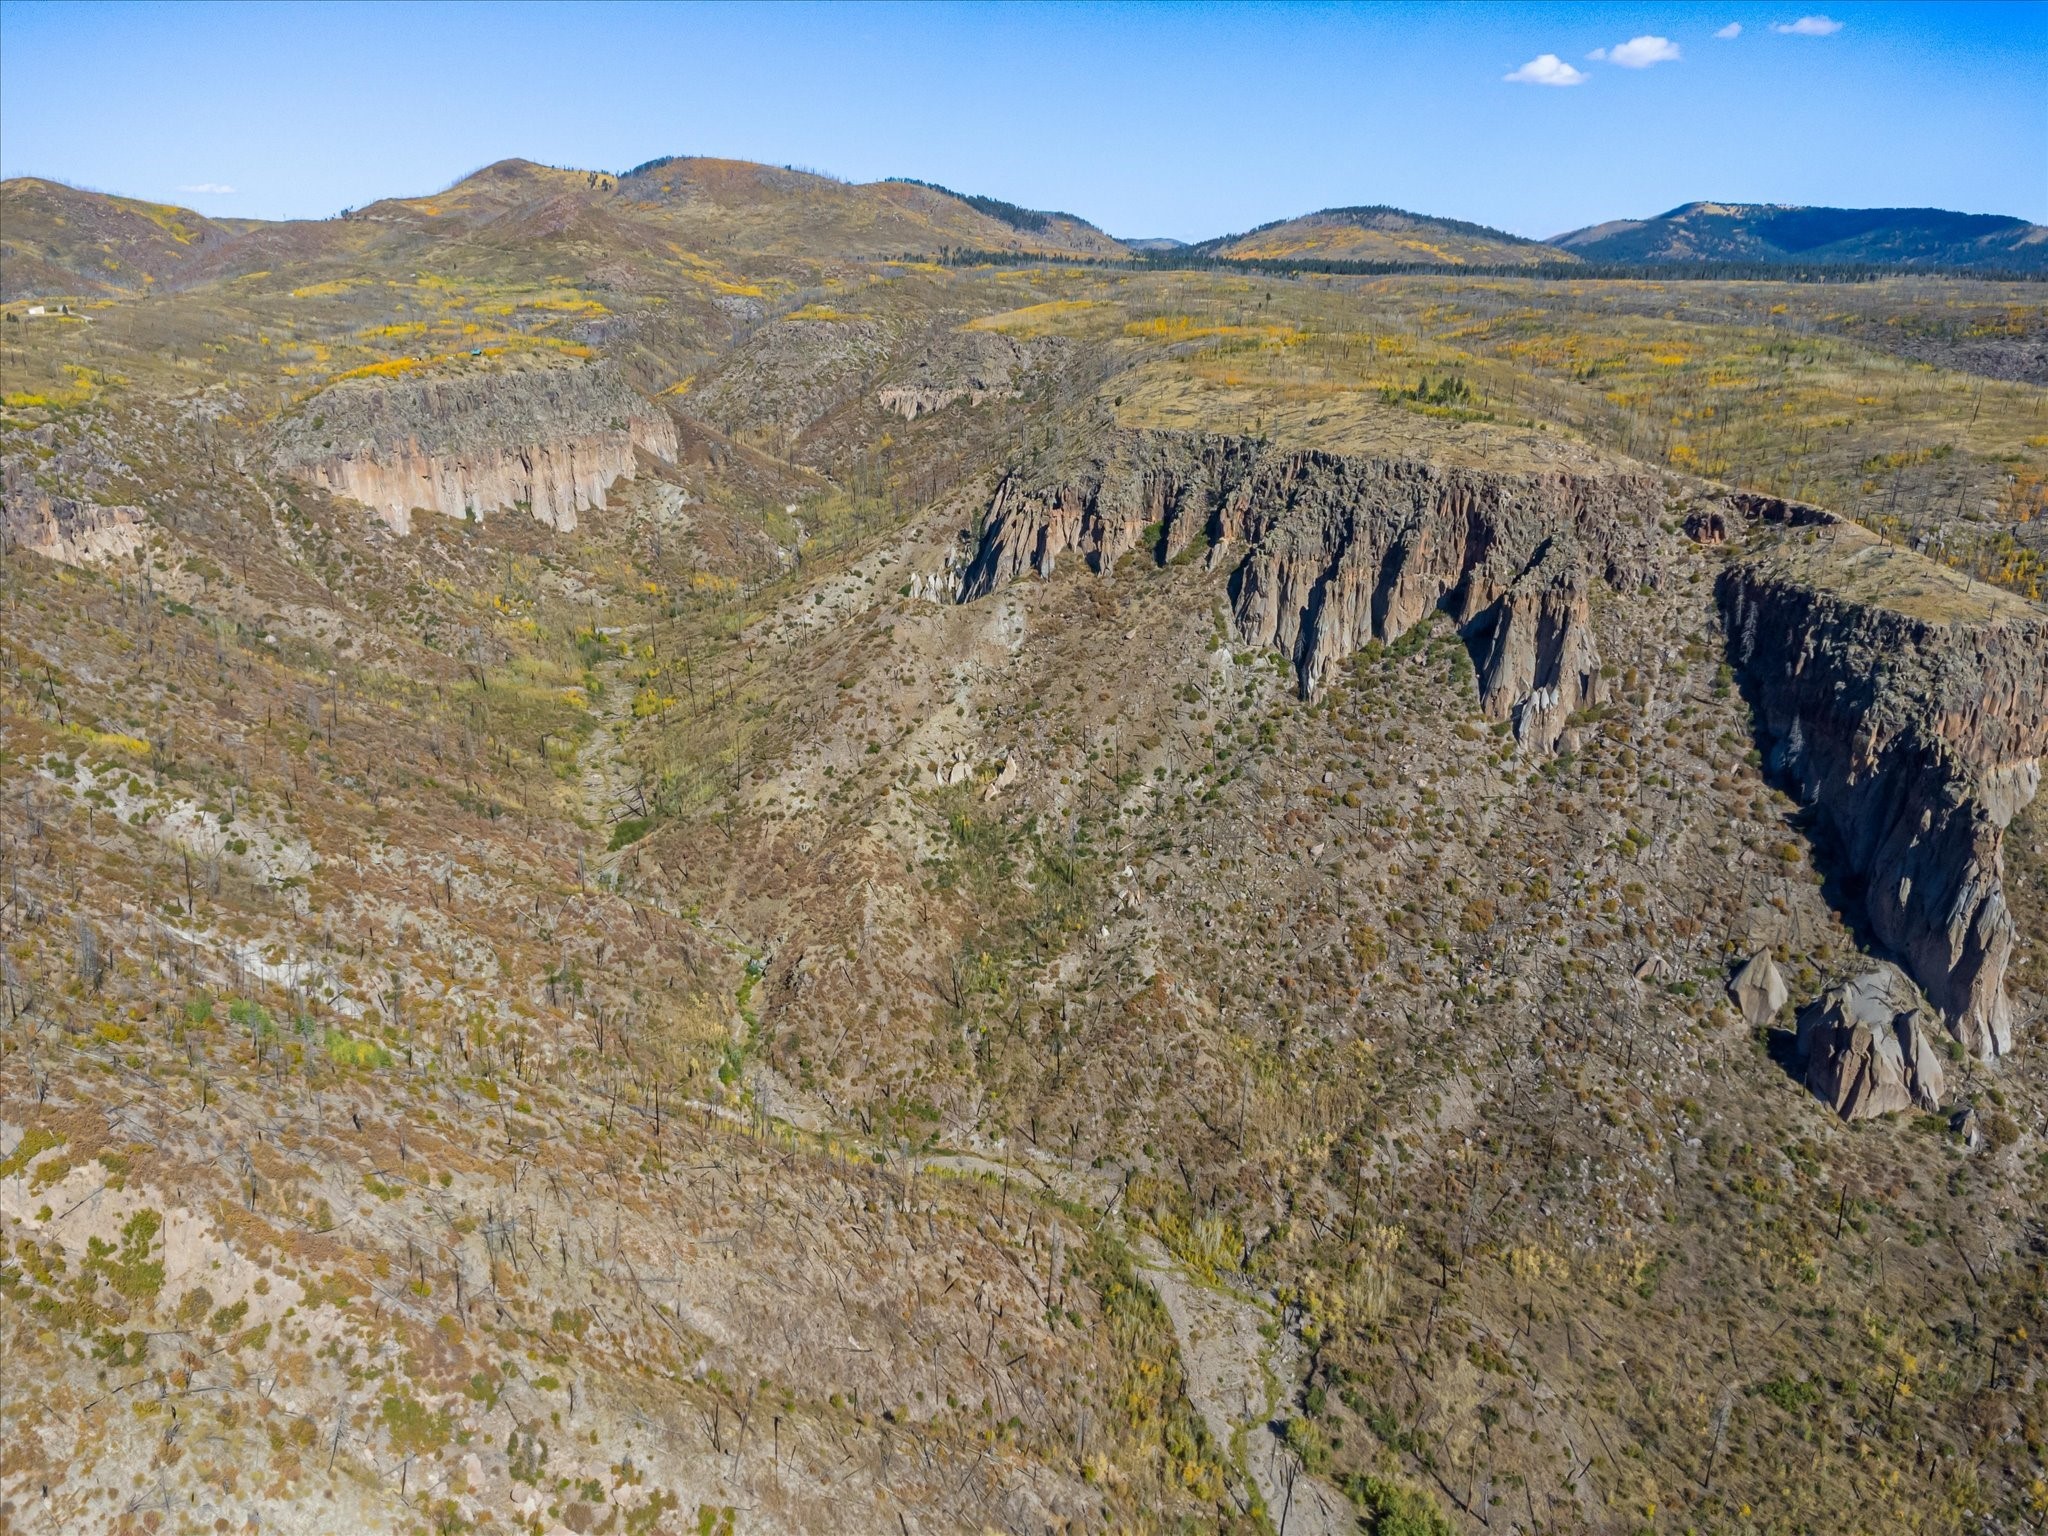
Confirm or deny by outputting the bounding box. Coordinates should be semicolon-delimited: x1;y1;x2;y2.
6;161;2044;304
1551;201;2048;272
0;156;1131;301
1198;205;1568;268
882;178;1125;254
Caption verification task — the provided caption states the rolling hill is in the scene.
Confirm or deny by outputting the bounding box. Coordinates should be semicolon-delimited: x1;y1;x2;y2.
0;176;236;298
1551;201;2048;271
0;156;1132;304
14;171;2041;305
1201;204;1572;266
883;177;1129;256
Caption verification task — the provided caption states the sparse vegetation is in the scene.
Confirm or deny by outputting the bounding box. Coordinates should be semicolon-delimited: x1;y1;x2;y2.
3;155;2043;1536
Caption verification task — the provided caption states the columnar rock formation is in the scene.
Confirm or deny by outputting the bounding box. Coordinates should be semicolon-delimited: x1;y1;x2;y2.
0;463;145;566
1721;540;2048;1061
958;430;1661;751
273;362;677;533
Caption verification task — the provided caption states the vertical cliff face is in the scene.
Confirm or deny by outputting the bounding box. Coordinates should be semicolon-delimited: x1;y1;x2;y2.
958;431;1661;751
1466;536;1605;755
0;463;145;566
1721;546;2048;1061
272;362;677;534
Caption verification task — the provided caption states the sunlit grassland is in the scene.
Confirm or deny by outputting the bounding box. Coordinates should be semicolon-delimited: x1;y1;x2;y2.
929;265;2048;596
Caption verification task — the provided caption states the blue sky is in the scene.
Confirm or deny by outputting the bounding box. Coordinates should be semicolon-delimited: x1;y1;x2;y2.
2;1;2041;240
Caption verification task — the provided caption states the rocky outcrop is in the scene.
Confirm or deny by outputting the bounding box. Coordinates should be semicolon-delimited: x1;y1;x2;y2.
1466;535;1603;754
1721;548;2048;1060
878;380;1010;420
1684;507;1729;544
1730;950;1789;1028
1724;491;1837;529
273;362;676;533
876;330;1063;420
0;463;145;566
1798;964;1948;1120
958;430;1661;748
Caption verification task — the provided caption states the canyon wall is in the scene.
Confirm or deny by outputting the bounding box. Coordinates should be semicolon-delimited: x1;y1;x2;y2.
958;430;1662;751
0;463;145;566
966;442;2047;1066
273;362;677;533
1721;551;2047;1061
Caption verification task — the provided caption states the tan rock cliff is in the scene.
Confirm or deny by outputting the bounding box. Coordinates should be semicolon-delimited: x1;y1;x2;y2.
273;362;676;533
0;463;145;566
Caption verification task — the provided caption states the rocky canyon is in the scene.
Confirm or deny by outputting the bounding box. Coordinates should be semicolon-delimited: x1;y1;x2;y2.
3;152;2044;1536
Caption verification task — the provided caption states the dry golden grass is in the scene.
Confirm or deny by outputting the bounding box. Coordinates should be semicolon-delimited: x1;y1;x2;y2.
1751;518;2045;625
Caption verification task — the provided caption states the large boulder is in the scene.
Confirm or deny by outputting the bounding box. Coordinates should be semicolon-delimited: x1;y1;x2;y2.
1729;950;1788;1028
1796;963;1948;1121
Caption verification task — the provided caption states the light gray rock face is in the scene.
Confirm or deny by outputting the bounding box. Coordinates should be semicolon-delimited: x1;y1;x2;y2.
1797;964;1948;1120
1721;552;2046;1060
957;430;1661;750
1467;534;1605;754
272;362;676;533
876;330;1064;420
1730;950;1789;1028
0;463;145;566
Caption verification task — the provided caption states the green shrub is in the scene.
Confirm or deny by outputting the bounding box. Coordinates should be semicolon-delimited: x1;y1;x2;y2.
84;1210;164;1301
1758;1374;1822;1413
0;1125;61;1179
228;998;274;1039
1350;1474;1455;1536
1280;1415;1330;1473
326;1030;393;1068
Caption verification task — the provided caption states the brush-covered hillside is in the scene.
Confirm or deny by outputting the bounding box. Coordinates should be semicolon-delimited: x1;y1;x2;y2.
3;160;2047;1536
0;156;1130;305
1202;206;1569;267
0;177;245;299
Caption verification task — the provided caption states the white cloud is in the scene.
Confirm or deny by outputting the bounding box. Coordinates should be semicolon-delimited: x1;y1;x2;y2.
1715;22;1743;39
178;183;236;195
1598;35;1682;67
1504;53;1588;86
1772;15;1843;35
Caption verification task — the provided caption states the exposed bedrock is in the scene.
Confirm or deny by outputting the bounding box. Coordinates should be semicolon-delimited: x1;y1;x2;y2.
1798;963;1949;1121
0;462;145;567
1720;559;2047;1061
875;330;1062;421
272;361;677;533
957;430;1662;751
1729;950;1790;1029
